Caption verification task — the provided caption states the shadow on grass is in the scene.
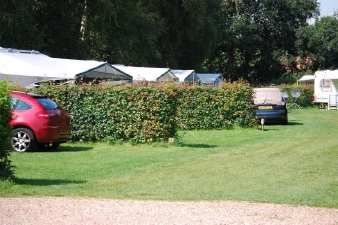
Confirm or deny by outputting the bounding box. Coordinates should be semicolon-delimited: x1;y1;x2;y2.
256;120;303;130
179;143;218;148
16;178;86;186
57;145;93;152
34;146;93;153
288;121;303;126
256;128;278;131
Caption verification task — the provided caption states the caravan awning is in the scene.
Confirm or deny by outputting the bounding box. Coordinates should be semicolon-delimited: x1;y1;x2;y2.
0;49;132;87
171;69;198;83
113;65;178;82
50;57;132;80
196;73;223;86
298;75;314;83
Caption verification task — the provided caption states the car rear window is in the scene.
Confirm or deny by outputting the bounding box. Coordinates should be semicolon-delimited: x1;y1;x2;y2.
34;97;59;110
254;88;283;105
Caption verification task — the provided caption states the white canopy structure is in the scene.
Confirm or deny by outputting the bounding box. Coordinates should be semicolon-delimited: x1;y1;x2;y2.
0;48;132;87
196;73;223;86
113;65;178;83
170;69;199;83
298;75;314;84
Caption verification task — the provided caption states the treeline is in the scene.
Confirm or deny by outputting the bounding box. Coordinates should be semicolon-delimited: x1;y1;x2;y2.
1;0;337;83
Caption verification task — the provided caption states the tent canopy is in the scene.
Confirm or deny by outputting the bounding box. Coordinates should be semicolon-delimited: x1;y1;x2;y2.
113;65;178;82
196;73;223;86
171;69;198;83
298;75;314;83
0;48;132;87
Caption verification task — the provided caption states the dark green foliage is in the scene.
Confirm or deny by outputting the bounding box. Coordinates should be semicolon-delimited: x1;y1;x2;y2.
0;0;44;50
278;84;315;107
34;84;179;143
2;0;335;84
0;0;218;69
295;16;338;70
204;0;319;82
83;0;167;65
154;0;219;69
35;0;86;59
177;80;256;129
10;82;313;145
30;81;255;143
0;81;15;182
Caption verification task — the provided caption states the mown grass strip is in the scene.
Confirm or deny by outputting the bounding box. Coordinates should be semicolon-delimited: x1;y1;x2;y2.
1;107;337;208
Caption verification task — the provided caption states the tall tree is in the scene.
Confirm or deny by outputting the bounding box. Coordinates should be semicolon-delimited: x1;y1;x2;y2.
155;0;220;69
35;0;86;59
203;0;318;83
296;15;338;70
0;0;44;50
82;0;166;65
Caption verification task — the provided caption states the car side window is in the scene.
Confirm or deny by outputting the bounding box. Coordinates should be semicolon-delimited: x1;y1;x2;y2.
10;97;32;110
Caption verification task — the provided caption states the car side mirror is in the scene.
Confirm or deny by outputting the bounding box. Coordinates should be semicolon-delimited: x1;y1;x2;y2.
282;92;289;102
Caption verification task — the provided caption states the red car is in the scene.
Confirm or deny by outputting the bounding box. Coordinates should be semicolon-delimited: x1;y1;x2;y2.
9;91;71;152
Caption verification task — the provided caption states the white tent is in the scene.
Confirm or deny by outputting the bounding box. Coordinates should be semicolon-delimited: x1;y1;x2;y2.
170;69;199;83
0;48;132;87
196;73;223;86
113;65;178;83
298;75;314;84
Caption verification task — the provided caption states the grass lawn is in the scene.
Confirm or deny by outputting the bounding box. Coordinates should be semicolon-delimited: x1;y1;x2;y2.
1;107;337;208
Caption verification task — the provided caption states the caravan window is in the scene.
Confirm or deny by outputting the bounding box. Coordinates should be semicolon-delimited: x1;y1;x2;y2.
320;79;332;92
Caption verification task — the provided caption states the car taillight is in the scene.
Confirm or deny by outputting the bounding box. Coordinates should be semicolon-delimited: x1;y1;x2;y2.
35;111;49;119
35;111;51;124
312;95;315;102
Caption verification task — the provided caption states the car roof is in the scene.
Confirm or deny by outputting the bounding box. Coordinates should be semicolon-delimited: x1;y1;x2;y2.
253;88;283;105
10;91;47;98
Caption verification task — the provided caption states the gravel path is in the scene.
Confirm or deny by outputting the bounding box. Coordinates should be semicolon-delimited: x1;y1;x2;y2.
1;197;337;225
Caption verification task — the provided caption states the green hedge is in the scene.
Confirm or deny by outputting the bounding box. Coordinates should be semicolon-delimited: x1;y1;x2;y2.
16;81;256;143
176;80;256;130
8;82;315;145
278;84;314;107
34;84;179;143
0;80;15;181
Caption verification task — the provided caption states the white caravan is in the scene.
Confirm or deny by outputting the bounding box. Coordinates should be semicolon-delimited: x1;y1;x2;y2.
313;70;338;109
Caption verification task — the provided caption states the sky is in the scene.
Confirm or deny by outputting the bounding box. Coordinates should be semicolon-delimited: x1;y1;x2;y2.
318;0;338;16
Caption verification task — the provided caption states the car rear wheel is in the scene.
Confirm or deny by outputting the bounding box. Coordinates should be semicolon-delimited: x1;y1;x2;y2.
11;128;36;152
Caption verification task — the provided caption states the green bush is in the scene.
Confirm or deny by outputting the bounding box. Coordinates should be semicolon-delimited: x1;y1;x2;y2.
34;83;179;143
278;84;314;107
8;81;314;145
176;80;256;130
0;80;15;182
20;81;256;143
